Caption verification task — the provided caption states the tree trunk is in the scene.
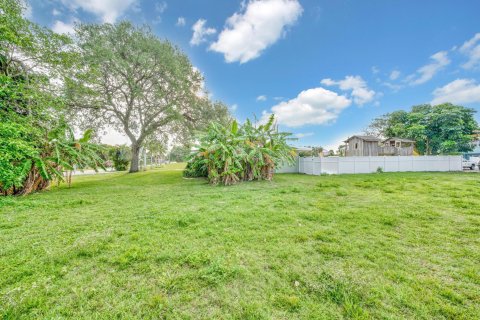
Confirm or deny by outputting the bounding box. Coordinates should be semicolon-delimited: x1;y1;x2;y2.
130;143;141;173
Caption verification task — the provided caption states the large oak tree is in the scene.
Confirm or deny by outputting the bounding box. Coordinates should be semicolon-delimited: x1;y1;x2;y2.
67;22;207;172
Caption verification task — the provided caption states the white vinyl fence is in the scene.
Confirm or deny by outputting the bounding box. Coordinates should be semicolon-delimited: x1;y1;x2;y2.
277;156;462;175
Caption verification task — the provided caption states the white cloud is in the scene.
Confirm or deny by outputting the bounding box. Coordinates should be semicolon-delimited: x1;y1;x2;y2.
323;131;357;151
256;95;267;101
389;70;400;80
382;82;402;92
371;66;380;74
273;96;284;101
155;1;167;13
230;104;238;112
407;51;450;85
294;132;314;138
61;0;137;23
52;8;61;16
431;79;480;105
176;17;186;27
321;75;375;105
261;87;351;127
52;20;76;34
210;0;303;63
190;19;217;46
459;33;480;70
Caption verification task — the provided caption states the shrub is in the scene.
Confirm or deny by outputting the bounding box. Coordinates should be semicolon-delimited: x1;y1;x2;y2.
0;122;39;193
111;146;131;171
183;159;207;178
0;120;106;195
185;115;296;185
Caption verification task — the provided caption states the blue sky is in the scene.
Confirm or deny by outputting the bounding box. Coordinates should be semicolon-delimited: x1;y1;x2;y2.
29;0;480;149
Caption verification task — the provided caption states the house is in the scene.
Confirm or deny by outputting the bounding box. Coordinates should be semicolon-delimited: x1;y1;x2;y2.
344;135;416;156
379;137;415;156
344;135;381;156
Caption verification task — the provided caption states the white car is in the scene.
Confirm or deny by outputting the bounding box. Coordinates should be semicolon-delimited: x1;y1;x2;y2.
463;158;477;170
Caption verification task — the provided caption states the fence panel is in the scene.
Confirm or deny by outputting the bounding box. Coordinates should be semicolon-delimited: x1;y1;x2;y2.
383;157;398;172
320;157;339;174
275;160;298;173
398;157;414;171
277;155;463;175
338;157;354;174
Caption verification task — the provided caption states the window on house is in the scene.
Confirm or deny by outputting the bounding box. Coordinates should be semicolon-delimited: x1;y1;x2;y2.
355;143;358;149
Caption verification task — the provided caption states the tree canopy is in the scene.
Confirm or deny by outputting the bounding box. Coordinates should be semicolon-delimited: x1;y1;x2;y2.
1;0;232;196
365;103;478;155
0;0;104;195
66;22;230;172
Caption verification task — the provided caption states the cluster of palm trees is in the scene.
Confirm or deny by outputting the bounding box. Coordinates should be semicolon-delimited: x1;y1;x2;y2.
185;115;296;185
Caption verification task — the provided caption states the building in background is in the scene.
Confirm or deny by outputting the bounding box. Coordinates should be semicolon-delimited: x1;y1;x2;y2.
344;135;415;157
344;136;381;156
380;138;415;156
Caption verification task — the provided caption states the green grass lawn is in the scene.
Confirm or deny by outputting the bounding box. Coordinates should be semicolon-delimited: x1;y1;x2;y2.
1;166;479;319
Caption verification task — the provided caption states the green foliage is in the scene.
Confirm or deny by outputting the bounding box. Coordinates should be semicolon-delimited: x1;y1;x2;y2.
366;103;478;155
168;145;191;162
110;146;131;171
46;122;106;173
183;159;208;178
186;115;296;185
66;21;217;172
298;147;323;157
0;1;104;195
0;121;39;191
0;117;105;194
186;99;233;136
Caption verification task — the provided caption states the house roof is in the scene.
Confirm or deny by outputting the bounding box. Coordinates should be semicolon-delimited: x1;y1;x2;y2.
382;137;415;143
343;135;381;143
